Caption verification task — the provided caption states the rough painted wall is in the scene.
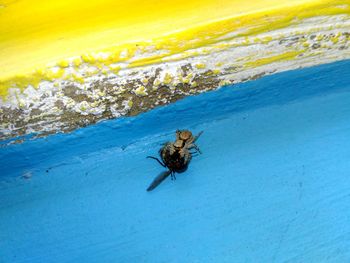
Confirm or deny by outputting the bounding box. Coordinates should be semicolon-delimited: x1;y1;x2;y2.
1;60;350;262
1;0;349;141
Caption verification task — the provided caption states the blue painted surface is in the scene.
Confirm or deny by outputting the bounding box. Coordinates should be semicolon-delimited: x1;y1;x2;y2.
1;60;350;262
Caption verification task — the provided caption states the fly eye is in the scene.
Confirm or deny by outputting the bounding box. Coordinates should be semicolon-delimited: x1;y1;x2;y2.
180;132;190;140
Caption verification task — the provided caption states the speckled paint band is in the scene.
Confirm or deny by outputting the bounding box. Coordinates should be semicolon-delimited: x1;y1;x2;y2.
0;1;349;141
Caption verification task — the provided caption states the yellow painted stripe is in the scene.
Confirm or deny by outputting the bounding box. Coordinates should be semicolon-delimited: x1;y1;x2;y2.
245;51;305;68
0;0;349;98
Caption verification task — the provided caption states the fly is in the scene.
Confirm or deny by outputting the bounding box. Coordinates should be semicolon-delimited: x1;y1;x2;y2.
146;130;203;191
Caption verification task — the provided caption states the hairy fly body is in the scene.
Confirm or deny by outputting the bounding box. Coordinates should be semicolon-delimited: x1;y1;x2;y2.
146;130;203;191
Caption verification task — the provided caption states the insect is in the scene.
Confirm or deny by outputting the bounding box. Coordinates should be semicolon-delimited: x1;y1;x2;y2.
146;130;203;191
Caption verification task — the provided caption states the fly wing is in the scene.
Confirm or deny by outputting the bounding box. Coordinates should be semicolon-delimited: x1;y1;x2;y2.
147;170;172;191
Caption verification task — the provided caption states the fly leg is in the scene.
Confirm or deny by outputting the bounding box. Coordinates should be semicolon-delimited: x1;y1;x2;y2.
147;156;166;168
190;145;201;157
170;171;177;180
187;143;201;154
194;131;203;142
193;144;202;154
188;131;203;153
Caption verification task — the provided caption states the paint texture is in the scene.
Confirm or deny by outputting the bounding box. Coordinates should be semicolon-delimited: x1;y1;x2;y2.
1;60;350;262
0;0;349;140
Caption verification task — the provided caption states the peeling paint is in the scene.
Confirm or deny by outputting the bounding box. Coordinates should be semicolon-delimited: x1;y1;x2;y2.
0;1;349;141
